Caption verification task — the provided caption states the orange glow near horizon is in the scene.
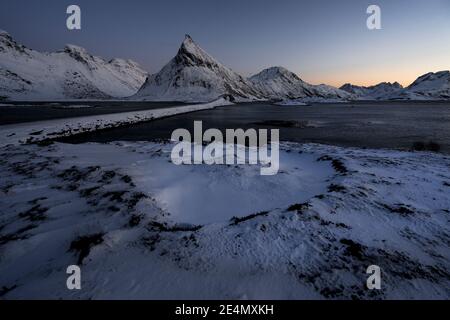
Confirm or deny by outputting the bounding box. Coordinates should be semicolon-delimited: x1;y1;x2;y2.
302;63;450;88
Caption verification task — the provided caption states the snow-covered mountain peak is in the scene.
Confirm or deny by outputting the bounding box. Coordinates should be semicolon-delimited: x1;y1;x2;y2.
408;71;450;90
108;58;144;70
0;30;28;55
339;81;404;100
0;29;11;40
174;34;221;69
63;44;95;64
250;66;352;101
251;66;303;82
395;70;450;100
134;35;263;102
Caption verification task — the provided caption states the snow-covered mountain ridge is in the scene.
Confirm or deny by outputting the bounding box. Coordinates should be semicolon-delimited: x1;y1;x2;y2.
249;66;354;102
340;82;403;100
340;72;450;101
1;30;449;102
0;30;148;100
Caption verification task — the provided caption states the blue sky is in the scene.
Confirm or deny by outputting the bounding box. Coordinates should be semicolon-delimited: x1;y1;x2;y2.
1;0;449;86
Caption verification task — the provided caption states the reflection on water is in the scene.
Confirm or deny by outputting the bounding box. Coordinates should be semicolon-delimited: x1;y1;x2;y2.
60;101;450;153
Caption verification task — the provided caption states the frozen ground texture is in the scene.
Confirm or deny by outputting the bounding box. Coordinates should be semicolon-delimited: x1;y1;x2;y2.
0;98;232;146
0;141;449;299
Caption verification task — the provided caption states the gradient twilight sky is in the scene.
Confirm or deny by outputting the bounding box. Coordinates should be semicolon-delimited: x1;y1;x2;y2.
1;0;449;87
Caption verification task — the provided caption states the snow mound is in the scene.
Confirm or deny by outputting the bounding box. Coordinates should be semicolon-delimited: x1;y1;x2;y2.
128;143;333;224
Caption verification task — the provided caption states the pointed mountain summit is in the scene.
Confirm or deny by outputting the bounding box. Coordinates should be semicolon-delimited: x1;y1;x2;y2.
134;35;263;102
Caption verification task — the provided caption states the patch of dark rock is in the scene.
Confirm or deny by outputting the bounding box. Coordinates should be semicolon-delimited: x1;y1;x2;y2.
69;233;104;265
328;184;347;193
58;166;99;182
340;238;367;261
286;202;310;213
0;285;17;297
229;211;269;225
335;222;351;229
102;190;127;202
317;156;348;174
320;286;344;299
28;197;47;204
79;186;101;197
128;214;143;227
19;204;48;221
35;139;54;147
148;221;202;232
380;203;414;216
29;130;43;136
142;234;161;251
120;175;135;186
107;205;120;212
127;192;148;209
0;224;36;245
182;233;199;248
331;159;348;174
100;170;116;182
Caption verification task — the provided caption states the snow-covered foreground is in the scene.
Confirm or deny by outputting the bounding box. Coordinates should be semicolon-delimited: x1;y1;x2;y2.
0;98;232;147
0;140;449;299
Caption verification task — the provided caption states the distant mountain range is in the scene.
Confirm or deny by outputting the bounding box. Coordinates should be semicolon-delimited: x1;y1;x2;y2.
1;30;449;102
340;72;450;100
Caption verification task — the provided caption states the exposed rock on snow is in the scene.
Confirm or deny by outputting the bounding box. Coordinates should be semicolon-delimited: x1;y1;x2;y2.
0;30;148;100
134;35;263;102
